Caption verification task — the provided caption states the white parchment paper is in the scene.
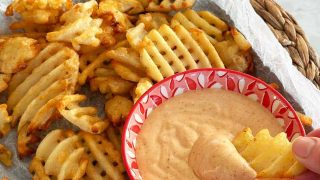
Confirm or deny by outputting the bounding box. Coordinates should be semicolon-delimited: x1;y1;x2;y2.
0;0;320;179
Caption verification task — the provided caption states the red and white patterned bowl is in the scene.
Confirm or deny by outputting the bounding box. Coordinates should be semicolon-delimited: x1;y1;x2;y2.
122;68;306;180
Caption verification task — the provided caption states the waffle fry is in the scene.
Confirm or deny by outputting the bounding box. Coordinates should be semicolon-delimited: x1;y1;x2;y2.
146;0;195;12
0;104;12;138
0;37;39;74
79;131;125;180
6;43;79;157
0;74;11;94
90;75;135;95
78;50;111;86
137;13;170;31
230;28;251;51
141;24;224;81
172;10;226;41
106;125;122;151
57;94;108;134
215;39;252;72
98;0;144;15
233;128;306;178
5;0;72;33
105;96;133;125
47;0;103;50
133;77;153;102
126;23;148;50
29;129;87;180
0;144;12;167
108;47;146;82
30;129;125;180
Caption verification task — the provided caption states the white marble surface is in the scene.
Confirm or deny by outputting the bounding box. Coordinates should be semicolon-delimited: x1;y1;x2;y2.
276;0;320;54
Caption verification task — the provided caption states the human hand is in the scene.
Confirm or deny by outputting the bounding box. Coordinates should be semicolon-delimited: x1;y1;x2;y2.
293;129;320;180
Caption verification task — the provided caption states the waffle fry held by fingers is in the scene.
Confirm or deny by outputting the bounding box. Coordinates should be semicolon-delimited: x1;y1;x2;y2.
47;0;103;50
30;129;125;180
140;24;224;82
57;94;108;134
233;128;306;178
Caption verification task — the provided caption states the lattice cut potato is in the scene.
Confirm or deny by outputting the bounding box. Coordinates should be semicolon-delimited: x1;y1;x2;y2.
29;129;87;180
140;24;224;82
5;0;72;31
233;128;306;178
137;13;170;31
109;47;146;82
0;37;39;74
98;0;144;15
0;144;12;167
171;10;253;72
29;129;125;180
7;42;79;157
47;0;103;50
171;9;228;42
146;0;196;12
57;94;108;134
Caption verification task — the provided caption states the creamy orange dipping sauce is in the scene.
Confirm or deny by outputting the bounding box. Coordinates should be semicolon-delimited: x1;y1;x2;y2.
136;89;283;180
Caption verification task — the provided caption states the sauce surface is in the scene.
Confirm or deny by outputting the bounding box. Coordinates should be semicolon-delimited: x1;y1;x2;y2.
136;89;283;180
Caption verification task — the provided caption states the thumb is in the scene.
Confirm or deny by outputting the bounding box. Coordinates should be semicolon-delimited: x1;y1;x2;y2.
293;136;320;174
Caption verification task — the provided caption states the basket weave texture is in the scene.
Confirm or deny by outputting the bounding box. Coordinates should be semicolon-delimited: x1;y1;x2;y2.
250;0;320;89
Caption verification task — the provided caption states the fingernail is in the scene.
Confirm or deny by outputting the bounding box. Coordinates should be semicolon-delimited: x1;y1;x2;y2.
293;137;316;158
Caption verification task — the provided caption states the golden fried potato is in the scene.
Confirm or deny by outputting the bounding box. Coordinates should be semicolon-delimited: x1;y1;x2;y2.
98;0;144;15
0;74;11;94
233;128;306;178
30;129;125;180
230;28;251;51
5;0;73;32
6;42;79;157
0;104;12;138
0;37;39;74
90;75;135;95
0;144;12;167
108;47;146;82
214;39;251;72
172;9;226;41
141;24;224;82
57;94;108;134
47;0;103;50
29;129;87;180
106;125;122;151
146;0;195;12
137;13;170;31
133;77;153;102
105;95;133;125
79;131;125;180
126;23;148;50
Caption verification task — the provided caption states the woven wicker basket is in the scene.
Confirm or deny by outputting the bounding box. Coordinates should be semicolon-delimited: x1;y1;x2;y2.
250;0;320;89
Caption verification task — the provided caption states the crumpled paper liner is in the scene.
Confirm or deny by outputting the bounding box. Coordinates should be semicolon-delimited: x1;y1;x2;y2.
0;0;320;179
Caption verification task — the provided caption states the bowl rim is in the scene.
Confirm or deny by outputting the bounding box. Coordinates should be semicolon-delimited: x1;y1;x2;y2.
122;68;306;179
